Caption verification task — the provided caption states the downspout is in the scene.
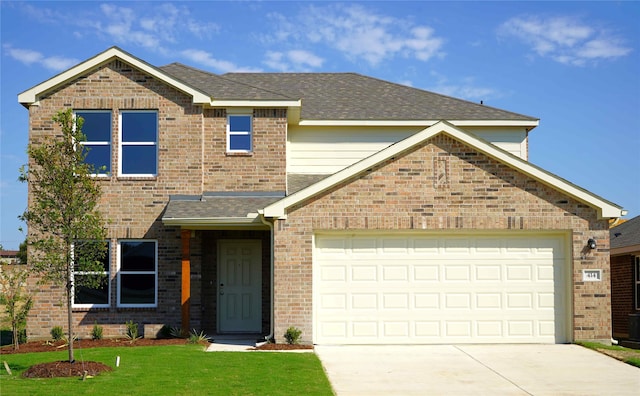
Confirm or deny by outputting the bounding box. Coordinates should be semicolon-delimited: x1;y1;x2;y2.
258;211;275;342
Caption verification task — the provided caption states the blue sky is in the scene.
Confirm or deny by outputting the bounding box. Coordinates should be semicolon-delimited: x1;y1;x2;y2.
1;1;639;249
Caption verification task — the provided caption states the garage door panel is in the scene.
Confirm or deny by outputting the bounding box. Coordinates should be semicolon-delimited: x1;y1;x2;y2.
314;233;567;344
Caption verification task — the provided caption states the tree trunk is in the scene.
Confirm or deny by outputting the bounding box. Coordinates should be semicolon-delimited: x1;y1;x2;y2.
66;270;74;363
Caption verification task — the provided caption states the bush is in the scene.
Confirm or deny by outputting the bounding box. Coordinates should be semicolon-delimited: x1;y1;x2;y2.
50;325;64;341
188;329;211;344
284;326;302;345
91;323;104;340
125;320;140;341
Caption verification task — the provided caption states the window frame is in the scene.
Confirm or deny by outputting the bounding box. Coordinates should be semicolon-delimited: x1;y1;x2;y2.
71;240;111;309
74;110;112;177
119;110;159;177
117;239;158;308
226;114;253;153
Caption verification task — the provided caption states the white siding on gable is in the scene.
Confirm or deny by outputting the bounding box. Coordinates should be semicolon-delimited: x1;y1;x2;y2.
288;126;530;174
466;127;528;160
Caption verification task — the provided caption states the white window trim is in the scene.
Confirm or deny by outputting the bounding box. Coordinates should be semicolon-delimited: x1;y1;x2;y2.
71;241;111;309
73;110;112;177
116;240;158;308
118;110;159;177
227;114;253;153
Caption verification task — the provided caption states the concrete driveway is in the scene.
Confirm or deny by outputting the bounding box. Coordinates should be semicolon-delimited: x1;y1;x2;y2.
315;344;640;395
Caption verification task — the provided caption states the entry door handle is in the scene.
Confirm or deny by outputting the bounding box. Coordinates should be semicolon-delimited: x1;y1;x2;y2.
219;283;224;295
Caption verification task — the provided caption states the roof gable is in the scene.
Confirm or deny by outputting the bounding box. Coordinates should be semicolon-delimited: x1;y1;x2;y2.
19;47;211;106
263;121;623;219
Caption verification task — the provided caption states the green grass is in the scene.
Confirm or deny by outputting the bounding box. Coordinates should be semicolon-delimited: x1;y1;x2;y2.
0;344;334;395
576;341;640;368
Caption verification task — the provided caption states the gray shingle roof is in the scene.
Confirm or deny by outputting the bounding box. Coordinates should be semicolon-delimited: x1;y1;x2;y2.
163;192;284;220
288;174;330;194
159;63;295;101
158;64;537;122
610;215;640;250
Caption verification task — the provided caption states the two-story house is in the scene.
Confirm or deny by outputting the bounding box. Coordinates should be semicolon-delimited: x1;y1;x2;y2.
19;47;624;344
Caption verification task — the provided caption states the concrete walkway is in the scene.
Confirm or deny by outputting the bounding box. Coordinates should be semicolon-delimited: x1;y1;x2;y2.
315;344;640;395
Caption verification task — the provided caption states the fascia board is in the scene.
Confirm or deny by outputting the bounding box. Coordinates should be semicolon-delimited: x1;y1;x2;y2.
162;216;261;227
610;244;640;256
210;100;302;108
298;119;539;128
264;120;623;219
18;47;211;105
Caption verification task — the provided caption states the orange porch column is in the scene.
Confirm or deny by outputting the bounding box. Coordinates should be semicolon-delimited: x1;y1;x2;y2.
181;229;191;336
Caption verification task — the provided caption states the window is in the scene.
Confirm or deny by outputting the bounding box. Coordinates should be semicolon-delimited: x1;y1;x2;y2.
227;115;252;152
75;111;111;175
72;241;110;308
117;240;157;307
120;111;158;176
636;256;640;310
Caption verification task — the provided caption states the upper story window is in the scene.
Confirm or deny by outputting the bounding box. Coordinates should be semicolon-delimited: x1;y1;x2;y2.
75;111;111;175
227;115;252;153
117;240;157;308
72;240;111;308
120;111;158;176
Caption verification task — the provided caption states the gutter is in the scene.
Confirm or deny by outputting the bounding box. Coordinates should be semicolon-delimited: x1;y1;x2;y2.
257;211;275;342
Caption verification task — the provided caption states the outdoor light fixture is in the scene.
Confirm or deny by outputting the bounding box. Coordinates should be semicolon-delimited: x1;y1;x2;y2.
587;238;597;250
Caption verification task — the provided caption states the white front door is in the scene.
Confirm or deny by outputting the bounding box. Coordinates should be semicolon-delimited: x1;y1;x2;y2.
218;240;262;333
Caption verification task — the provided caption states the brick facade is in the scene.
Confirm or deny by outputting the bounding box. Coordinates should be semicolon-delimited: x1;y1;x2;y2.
25;61;286;339
24;56;614;345
272;134;611;344
611;254;636;338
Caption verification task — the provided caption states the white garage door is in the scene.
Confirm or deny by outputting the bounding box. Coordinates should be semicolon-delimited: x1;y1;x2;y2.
314;233;568;344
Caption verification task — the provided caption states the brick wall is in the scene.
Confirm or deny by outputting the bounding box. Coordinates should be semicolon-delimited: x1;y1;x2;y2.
272;134;611;344
24;61;286;339
611;254;635;338
202;108;287;192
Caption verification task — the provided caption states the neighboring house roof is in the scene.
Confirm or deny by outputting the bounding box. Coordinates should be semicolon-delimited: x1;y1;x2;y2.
263;121;624;219
610;215;640;255
162;192;284;227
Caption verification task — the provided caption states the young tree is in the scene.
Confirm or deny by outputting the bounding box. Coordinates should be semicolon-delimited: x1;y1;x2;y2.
19;108;108;363
0;265;33;350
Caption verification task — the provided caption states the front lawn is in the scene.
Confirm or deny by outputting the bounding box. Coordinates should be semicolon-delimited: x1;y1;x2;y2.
1;344;334;395
576;341;640;368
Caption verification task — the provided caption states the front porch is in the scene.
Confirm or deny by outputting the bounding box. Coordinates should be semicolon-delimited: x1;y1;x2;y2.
181;229;272;338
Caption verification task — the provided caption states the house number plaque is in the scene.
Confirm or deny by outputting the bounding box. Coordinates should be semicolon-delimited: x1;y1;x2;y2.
582;269;602;282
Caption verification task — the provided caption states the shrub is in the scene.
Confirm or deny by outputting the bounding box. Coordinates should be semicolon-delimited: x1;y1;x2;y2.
50;325;64;341
188;329;211;344
124;320;140;341
91;323;104;340
284;327;302;345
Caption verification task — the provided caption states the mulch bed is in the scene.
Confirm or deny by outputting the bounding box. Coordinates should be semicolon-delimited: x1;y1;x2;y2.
2;338;313;378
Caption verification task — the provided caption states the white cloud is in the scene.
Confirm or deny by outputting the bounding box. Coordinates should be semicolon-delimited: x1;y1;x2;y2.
4;45;78;71
426;72;499;101
264;50;324;71
499;15;632;66
180;49;261;73
265;4;445;66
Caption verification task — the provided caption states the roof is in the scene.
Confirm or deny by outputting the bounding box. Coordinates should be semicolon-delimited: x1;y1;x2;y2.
610;215;640;255
263;121;624;220
162;192;284;228
19;47;537;126
220;73;538;123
